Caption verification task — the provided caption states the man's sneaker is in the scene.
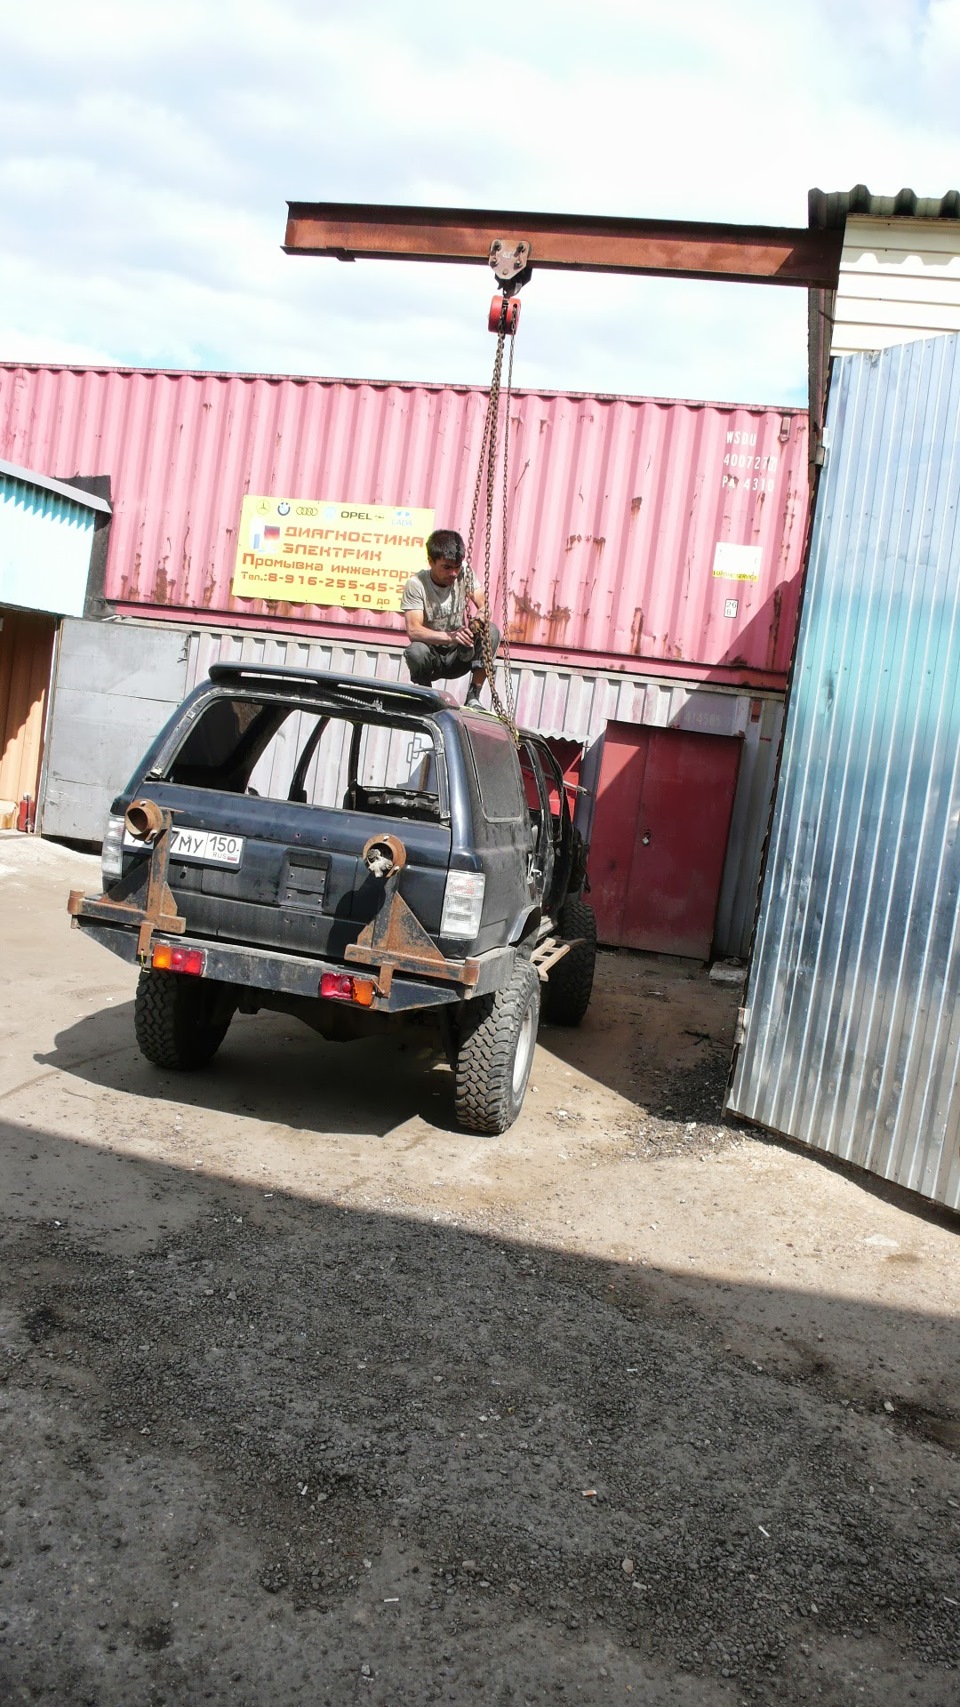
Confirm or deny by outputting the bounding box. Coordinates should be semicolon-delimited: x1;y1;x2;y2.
464;685;482;708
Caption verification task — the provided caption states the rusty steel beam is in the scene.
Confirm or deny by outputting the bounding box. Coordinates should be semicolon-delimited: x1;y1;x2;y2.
284;200;843;289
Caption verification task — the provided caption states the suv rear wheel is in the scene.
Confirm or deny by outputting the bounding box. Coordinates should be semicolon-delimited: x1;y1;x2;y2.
541;896;597;1026
454;958;540;1135
134;969;236;1070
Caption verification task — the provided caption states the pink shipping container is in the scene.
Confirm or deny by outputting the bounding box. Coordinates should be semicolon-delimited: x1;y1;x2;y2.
0;365;808;690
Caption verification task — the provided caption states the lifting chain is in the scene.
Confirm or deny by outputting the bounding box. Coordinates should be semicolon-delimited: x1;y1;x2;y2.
465;295;519;742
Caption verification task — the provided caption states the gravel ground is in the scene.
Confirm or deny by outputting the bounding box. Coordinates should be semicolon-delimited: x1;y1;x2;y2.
1;835;958;1706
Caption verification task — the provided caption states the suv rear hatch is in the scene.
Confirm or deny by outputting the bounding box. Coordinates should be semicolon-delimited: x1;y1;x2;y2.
121;679;453;961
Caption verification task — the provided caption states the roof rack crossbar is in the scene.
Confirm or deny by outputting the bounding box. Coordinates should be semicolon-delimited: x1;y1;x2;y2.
207;663;449;706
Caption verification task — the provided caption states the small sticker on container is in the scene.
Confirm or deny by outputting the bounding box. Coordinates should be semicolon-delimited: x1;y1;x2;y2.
723;598;739;618
713;543;762;582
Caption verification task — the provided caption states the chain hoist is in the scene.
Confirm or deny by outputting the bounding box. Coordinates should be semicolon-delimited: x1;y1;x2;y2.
464;239;530;744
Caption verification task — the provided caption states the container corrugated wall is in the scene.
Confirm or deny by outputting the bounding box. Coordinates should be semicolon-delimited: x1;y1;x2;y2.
728;333;960;1209
0;364;808;688
182;623;780;959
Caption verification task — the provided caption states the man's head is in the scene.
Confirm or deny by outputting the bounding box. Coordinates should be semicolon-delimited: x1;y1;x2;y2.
426;528;465;587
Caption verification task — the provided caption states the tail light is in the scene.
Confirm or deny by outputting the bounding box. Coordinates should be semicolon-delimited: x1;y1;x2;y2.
101;813;126;884
320;972;375;1007
440;871;485;939
153;943;206;976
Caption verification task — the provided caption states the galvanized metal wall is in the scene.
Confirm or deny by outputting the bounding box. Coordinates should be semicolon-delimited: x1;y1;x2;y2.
182;624;778;957
728;333;960;1209
0;364;808;687
41;618;189;841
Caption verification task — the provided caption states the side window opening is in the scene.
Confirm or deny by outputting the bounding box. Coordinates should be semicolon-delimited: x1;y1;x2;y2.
346;724;443;821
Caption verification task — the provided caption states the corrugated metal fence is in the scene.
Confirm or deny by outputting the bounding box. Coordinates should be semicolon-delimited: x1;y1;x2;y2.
729;332;960;1208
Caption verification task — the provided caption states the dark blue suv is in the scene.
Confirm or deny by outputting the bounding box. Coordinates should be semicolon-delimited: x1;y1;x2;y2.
69;666;596;1133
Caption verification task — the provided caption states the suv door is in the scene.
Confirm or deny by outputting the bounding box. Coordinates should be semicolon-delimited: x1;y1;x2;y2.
453;716;535;952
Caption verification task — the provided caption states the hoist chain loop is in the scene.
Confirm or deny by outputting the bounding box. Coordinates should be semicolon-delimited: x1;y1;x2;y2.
466;295;519;743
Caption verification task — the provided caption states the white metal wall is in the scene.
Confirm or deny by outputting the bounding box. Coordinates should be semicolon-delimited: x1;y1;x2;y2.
832;217;960;355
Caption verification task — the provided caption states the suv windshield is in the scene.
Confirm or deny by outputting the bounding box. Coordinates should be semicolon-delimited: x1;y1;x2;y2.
163;694;443;820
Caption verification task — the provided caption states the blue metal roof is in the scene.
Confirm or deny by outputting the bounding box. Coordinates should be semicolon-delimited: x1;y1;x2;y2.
0;457;111;515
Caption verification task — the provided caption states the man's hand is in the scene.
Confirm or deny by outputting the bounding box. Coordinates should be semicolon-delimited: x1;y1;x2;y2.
405;609;474;649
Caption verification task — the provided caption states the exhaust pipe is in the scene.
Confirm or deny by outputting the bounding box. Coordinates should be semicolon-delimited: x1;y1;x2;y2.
124;799;167;842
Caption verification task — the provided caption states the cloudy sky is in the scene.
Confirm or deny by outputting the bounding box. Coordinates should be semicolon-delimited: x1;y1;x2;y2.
2;0;958;406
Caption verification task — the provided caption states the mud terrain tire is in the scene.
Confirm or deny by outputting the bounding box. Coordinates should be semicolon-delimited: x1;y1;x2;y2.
541;896;597;1027
454;958;540;1135
134;969;235;1070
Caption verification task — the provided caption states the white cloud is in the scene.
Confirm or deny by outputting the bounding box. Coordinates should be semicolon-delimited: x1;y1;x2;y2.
0;0;956;404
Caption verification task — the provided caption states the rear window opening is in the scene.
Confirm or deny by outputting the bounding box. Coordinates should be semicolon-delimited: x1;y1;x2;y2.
164;695;445;822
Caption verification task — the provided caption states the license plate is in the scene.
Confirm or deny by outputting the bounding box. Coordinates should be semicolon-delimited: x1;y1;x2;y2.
125;826;244;867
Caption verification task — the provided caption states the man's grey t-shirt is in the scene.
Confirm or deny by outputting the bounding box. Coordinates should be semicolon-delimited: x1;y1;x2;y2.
400;565;475;635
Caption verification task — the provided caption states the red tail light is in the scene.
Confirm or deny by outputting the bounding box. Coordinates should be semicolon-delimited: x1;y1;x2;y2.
320;972;375;1007
152;943;206;976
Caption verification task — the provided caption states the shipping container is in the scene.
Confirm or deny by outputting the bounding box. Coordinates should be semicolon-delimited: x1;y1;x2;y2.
0;364;808;690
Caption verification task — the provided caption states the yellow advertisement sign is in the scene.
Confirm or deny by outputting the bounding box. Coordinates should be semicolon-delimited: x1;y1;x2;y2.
232;497;435;611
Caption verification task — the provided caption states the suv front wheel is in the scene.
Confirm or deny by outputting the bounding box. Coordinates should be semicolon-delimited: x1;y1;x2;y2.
454;959;541;1135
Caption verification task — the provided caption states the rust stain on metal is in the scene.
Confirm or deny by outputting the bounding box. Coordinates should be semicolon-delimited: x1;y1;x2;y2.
509;588;541;644
630;497;643;516
201;572;217;608
545;604;571;645
769;583;784;664
565;534;582;552
591;536;606;553
120;552;142;602
630;607;645;654
153;564;171;605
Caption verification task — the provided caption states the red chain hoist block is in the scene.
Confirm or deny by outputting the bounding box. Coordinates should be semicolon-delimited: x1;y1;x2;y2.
488;294;520;335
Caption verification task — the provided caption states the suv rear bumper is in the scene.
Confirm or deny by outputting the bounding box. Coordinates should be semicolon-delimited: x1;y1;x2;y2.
74;919;517;1014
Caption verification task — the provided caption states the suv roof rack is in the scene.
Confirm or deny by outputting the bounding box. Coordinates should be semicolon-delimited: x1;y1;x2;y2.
207;663;455;708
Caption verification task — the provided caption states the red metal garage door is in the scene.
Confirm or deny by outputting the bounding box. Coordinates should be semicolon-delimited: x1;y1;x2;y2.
589;722;742;959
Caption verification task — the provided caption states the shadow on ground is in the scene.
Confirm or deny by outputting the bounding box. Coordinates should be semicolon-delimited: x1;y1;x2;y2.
1;1115;958;1707
36;999;462;1137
